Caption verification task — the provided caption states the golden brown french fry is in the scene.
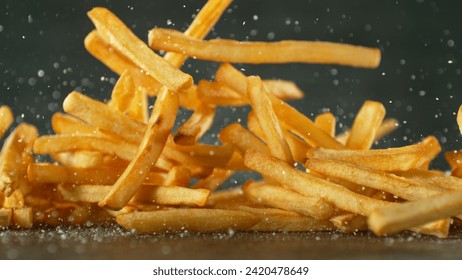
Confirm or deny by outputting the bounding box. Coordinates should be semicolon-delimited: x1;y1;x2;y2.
346;101;385;150
191;168;234;191
394;169;462;191
417;136;441;169
196;80;247;106
63;91;145;143
306;143;425;172
315;112;336;137
0;208;12;228
3;189;24;208
99;88;178;210
88;8;193;91
12;207;34;229
243;181;335;220
216;63;344;149
58;184;209;207
52;112;100;136
247;76;294;163
108;70;148;123
0;123;38;197
84;30;162;95
0;105;14;140
330;213;368;233
219;123;270;156
52;151;127;169
173;103;215;145
162;142;233;168
305;158;444;201
34;134;138;162
262;80;304;100
368;191;462;237
116;208;258;234
445;150;462;170
244;150;392;216
457;104;462;134
28;163;167;186
374;118;399;141
205;186;248;207
164;166;190;187
162;0;232;67
247;111;313;163
149;28;381;68
132;185;209;207
218;205;334;232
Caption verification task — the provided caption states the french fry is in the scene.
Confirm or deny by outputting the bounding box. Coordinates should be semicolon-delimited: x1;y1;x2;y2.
262;80;304;100
0;105;13;139
0;208;12;228
306;143;425;172
330;213;368;233
0;123;38;196
63;91;145;144
34;134;138;162
88;8;193;91
84;30;162;96
173;103;215;145
196;80;247;106
243;181;335;220
3;189;24;208
164;166;190;187
108;70;148;123
417;135;441;169
58;184;209;207
218;205;334;232
191;168;234;191
368;191;462;237
244;149;392;217
247;76;293;163
99;88;178;210
305;158;444;201
162;143;233;168
52;112;100;136
12;207;34;229
28;163;168;186
219;123;270;156
374;118;399;141
216;63;344;149
247;111;313;163
205;186;248;207
116;208;259;234
395;168;462;191
161;0;232;68
458;104;462;135
315;112;336;137
149;28;381;68
52;151;127;169
346;101;386;150
445;150;462;170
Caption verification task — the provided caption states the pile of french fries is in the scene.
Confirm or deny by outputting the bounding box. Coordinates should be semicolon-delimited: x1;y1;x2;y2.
2;0;462;238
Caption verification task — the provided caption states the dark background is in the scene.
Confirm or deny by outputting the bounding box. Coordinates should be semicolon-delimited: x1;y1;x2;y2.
1;0;462;169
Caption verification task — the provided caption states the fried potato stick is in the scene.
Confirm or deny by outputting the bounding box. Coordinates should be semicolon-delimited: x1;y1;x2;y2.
149;28;381;68
346;100;385;150
88;8;193;91
243;181;335;220
99;89;178;210
116;208;258;234
0;105;13;140
216;63;344;149
305;158;445;201
247;76;293;163
244;150;392;216
306;143;425;172
368;191;462;236
0;123;38;196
